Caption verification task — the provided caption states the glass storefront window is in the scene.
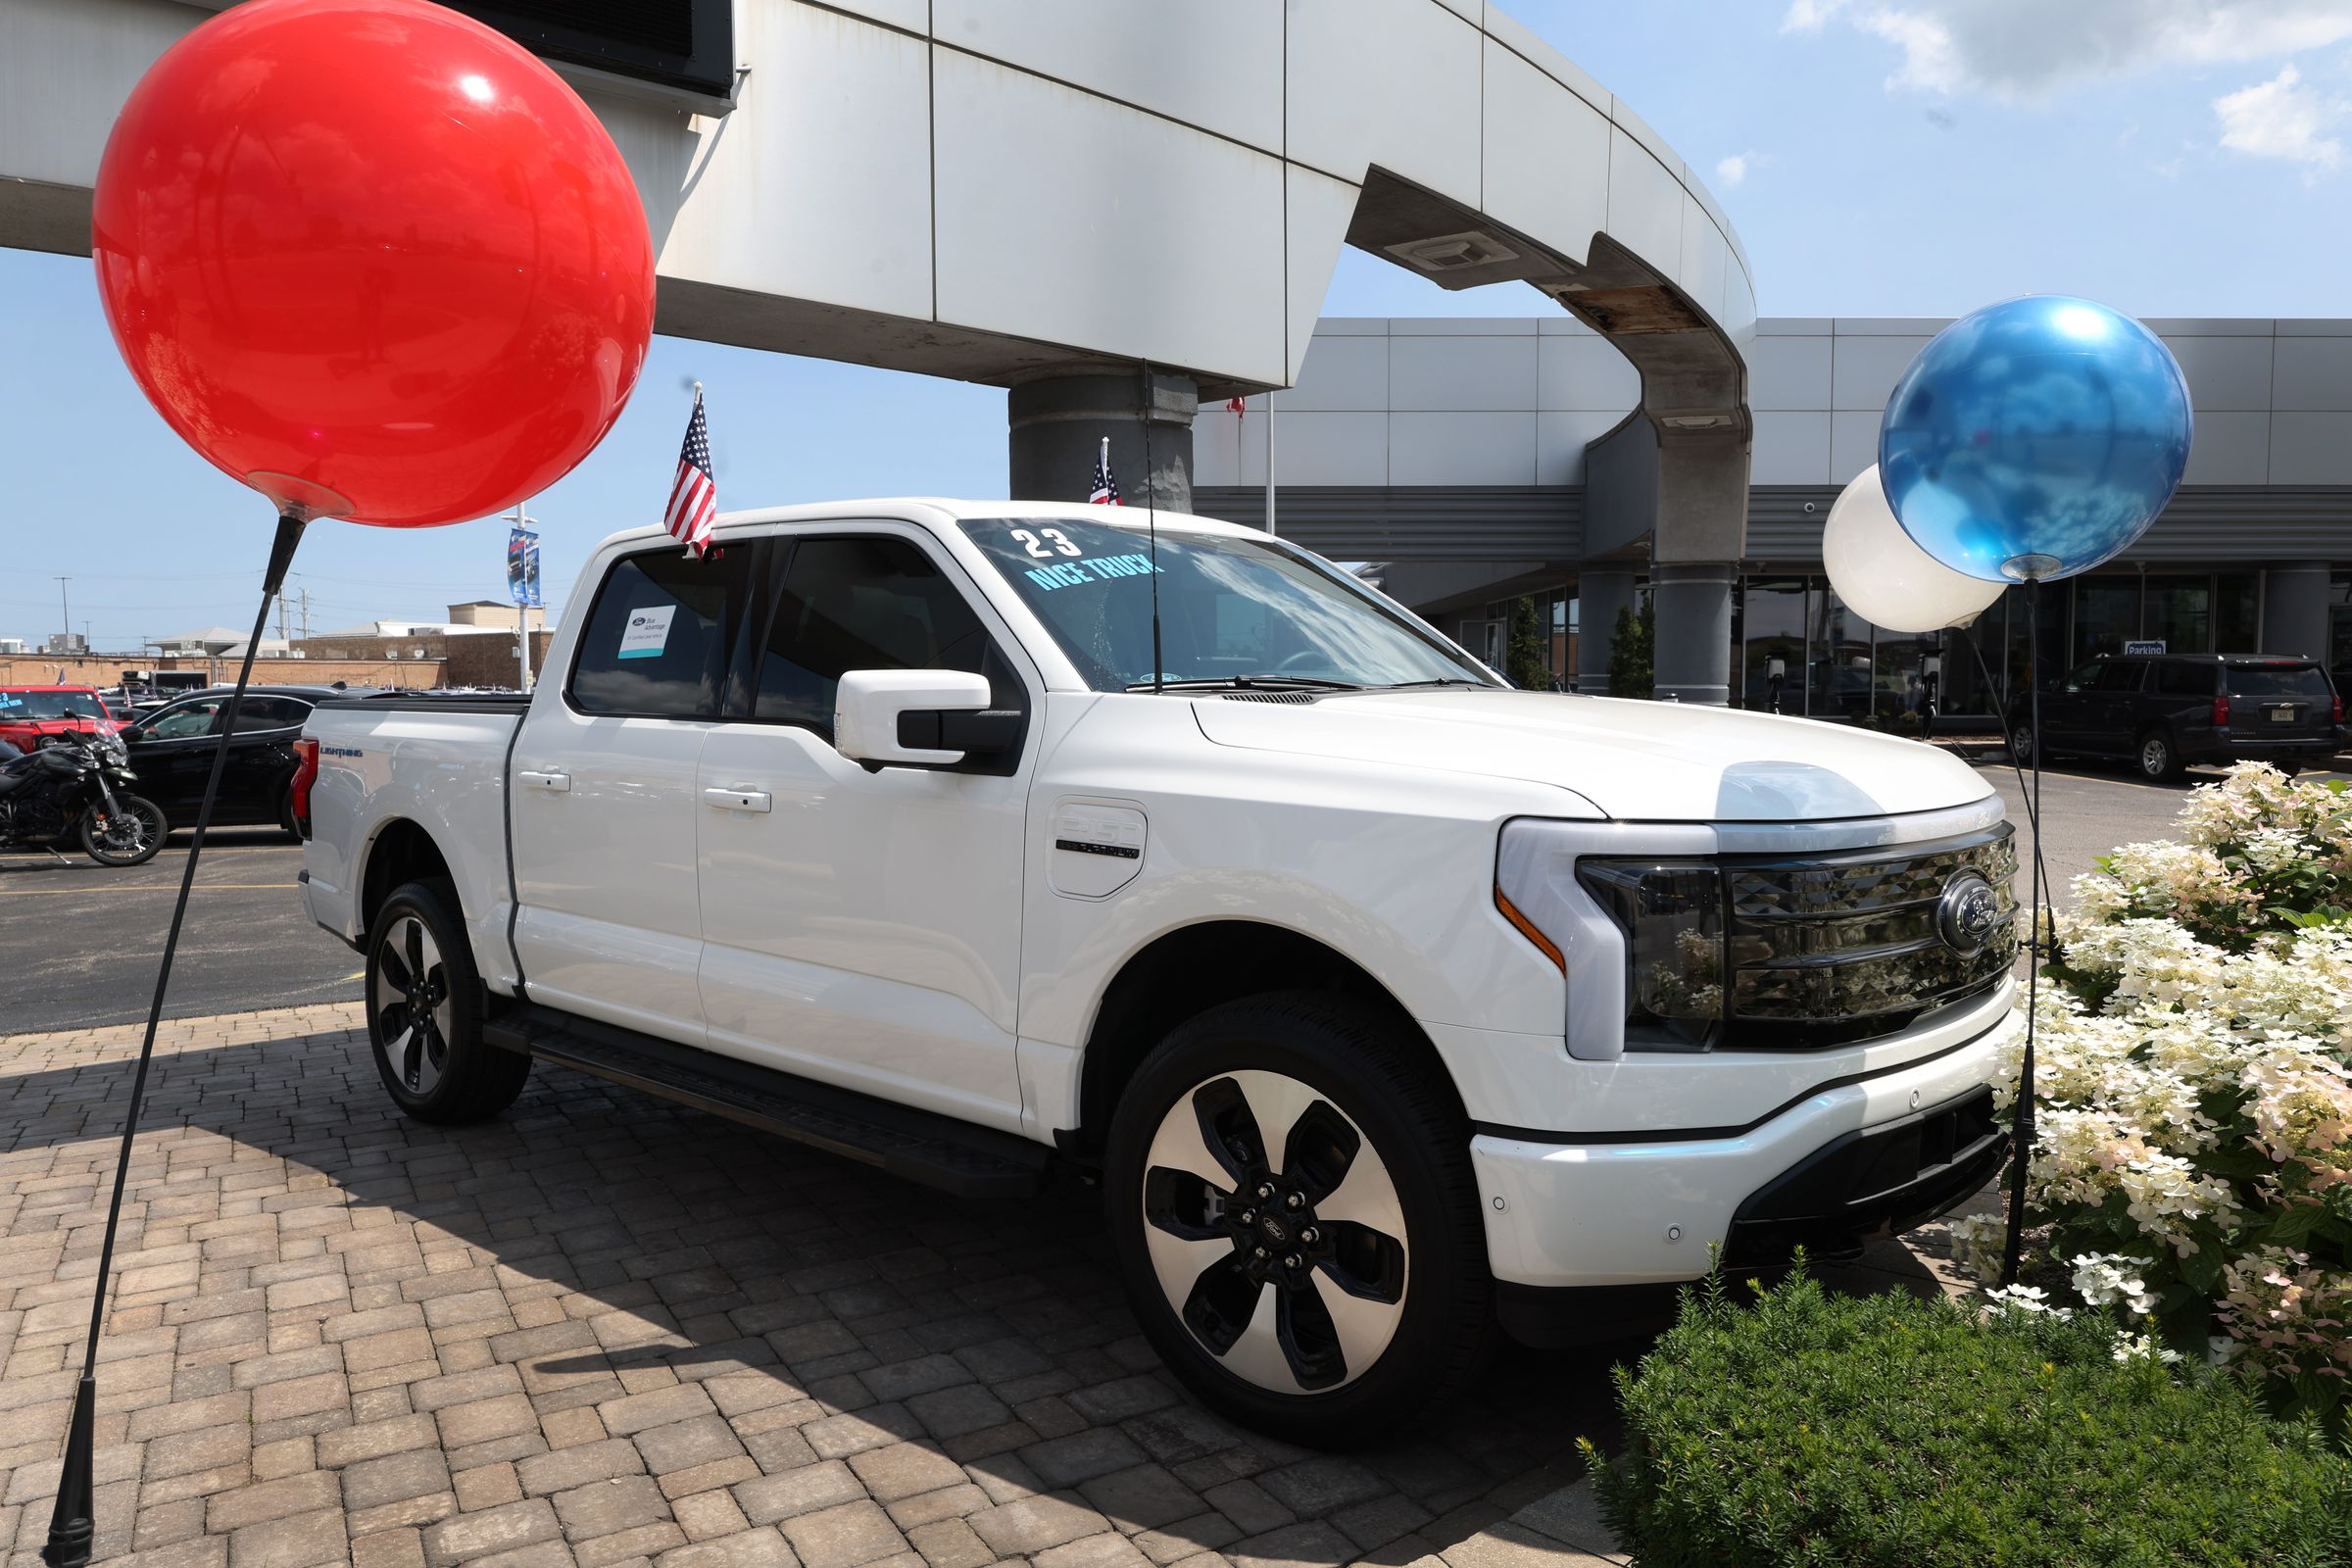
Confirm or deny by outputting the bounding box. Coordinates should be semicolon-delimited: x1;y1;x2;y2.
2217;573;2260;654
1808;585;1873;720
1740;577;1807;713
2073;578;2140;662
2144;577;2211;655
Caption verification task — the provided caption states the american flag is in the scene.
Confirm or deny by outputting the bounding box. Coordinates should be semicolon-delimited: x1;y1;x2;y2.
664;387;718;557
1088;436;1122;507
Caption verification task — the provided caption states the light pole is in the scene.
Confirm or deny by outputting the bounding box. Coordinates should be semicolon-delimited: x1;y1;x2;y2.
55;576;71;650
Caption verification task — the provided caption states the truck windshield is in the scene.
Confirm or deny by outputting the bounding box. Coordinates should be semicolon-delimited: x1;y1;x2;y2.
0;689;108;720
958;517;1495;692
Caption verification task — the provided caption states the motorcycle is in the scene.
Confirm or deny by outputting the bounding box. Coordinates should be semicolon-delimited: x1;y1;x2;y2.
0;732;169;866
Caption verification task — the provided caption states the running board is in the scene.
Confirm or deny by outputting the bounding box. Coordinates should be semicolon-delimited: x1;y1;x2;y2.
483;1003;1052;1198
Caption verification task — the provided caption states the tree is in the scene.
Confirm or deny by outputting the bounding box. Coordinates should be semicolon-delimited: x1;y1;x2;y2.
1608;597;1654;700
1505;596;1550;690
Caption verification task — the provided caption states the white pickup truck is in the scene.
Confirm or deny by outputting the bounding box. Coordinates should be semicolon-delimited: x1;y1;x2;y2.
298;499;2019;1441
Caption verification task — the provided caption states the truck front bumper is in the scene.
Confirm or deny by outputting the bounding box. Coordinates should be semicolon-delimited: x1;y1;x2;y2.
1469;1006;2014;1308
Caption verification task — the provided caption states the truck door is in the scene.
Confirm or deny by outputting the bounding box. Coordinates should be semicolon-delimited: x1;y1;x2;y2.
693;526;1036;1133
510;544;752;1044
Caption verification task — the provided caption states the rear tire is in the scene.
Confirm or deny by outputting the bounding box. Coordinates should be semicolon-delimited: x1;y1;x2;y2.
1102;992;1493;1446
2008;723;2035;765
275;781;301;841
365;880;528;1124
2136;729;2181;782
80;795;166;866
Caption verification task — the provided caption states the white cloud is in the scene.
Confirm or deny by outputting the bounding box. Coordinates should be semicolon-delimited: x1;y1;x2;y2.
2214;64;2344;174
1715;153;1750;185
1780;0;2352;101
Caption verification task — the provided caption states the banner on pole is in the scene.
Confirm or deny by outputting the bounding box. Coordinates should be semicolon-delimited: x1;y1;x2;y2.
507;525;542;608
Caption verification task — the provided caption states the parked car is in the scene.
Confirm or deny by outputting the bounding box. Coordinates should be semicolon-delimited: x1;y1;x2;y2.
0;684;125;753
119;685;374;834
2008;653;2346;780
301;501;2021;1441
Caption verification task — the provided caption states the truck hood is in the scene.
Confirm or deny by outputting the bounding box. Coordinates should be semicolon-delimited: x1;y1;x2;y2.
1191;689;1994;822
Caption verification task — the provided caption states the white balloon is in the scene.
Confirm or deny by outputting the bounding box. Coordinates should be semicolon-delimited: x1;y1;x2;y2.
1822;465;2006;633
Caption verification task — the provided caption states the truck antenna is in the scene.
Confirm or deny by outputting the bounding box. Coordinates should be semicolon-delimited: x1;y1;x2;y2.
1140;363;1162;695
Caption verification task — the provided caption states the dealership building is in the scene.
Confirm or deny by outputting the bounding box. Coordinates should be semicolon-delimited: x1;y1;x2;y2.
1196;314;2352;725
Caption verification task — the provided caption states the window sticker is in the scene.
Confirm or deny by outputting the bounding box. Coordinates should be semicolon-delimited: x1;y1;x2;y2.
1019;552;1164;593
617;604;678;659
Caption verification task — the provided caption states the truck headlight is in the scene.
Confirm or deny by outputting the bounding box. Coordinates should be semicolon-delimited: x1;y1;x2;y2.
1575;860;1725;1048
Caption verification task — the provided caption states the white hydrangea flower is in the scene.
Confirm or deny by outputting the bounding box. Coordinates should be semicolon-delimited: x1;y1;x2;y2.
1983;1283;2072;1320
1946;1213;2007;1283
2241;826;2316;875
2111;1331;2182;1365
2070;1252;2159;1316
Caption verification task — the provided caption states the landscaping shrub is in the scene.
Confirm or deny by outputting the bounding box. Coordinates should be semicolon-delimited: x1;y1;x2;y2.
1607;597;1653;700
1950;766;2352;1418
1587;1267;2352;1568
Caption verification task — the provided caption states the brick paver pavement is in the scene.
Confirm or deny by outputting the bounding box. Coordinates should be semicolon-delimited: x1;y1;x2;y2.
1;1004;1972;1567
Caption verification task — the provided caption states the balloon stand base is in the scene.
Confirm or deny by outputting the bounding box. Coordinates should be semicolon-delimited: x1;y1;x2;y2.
39;1375;97;1568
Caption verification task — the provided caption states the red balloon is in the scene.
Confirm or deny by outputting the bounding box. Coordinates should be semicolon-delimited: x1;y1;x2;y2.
91;0;656;527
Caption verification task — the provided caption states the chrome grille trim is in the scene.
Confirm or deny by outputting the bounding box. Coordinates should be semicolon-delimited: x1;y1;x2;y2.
1720;823;2019;1050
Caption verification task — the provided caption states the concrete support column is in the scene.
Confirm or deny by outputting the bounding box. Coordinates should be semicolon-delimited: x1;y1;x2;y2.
2261;564;2333;660
1007;367;1197;512
1575;569;1638;696
1650;562;1736;706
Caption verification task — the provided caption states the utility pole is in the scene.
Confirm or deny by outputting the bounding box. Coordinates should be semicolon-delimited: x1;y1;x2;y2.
55;576;70;649
299;588;311;642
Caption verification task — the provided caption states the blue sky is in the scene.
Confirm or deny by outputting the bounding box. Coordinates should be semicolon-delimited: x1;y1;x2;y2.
6;0;2350;649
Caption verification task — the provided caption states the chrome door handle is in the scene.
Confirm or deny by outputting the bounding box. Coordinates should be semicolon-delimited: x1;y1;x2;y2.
704;787;772;813
517;770;571;793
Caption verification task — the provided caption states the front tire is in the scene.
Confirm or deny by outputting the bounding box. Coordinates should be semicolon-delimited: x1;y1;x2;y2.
1103;993;1492;1446
80;795;166;866
366;881;528;1124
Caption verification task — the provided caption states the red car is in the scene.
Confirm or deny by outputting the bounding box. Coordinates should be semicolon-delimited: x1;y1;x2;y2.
0;685;124;754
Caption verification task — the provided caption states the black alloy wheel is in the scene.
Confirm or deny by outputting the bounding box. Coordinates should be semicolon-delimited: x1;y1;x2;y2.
364;880;528;1123
1104;993;1492;1445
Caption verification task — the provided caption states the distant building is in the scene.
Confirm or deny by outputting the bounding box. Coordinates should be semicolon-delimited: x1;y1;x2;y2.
447;601;547;632
154;626;289;658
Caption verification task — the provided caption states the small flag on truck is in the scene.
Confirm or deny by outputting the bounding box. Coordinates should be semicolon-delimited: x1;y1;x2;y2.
1089;436;1122;507
665;383;718;557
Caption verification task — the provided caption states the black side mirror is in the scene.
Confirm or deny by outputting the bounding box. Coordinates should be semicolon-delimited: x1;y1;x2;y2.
897;708;1023;756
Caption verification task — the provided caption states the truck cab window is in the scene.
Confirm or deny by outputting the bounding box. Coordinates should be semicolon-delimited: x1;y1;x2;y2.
571;549;741;717
754;536;1000;734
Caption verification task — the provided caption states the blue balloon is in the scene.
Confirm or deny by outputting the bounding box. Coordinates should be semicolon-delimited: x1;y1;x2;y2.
1878;296;2191;582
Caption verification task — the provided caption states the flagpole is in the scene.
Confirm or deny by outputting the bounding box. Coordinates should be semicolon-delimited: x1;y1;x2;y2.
1264;396;1277;539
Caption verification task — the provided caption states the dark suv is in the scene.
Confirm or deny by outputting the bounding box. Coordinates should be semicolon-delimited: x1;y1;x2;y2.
2009;654;2345;781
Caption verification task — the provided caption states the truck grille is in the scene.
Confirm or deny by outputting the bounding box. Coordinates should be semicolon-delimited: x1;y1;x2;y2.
1723;825;2018;1049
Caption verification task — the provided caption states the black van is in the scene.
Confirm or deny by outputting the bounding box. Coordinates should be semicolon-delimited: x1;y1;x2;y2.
2008;654;2344;781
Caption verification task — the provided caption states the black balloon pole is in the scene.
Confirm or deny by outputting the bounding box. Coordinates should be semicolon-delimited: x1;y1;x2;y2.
1999;573;2045;1289
41;511;308;1568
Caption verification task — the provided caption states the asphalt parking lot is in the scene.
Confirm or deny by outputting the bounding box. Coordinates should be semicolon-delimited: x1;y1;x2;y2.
0;828;362;1035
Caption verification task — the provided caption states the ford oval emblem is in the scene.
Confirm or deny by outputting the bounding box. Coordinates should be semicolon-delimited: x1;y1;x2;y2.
1936;871;2001;956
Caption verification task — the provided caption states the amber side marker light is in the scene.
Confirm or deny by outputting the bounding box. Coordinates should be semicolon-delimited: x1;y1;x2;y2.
1494;886;1564;972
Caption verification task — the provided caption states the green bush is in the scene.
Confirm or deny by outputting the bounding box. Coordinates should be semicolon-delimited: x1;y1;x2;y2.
1505;595;1550;690
1607;597;1654;700
1587;1268;2352;1568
